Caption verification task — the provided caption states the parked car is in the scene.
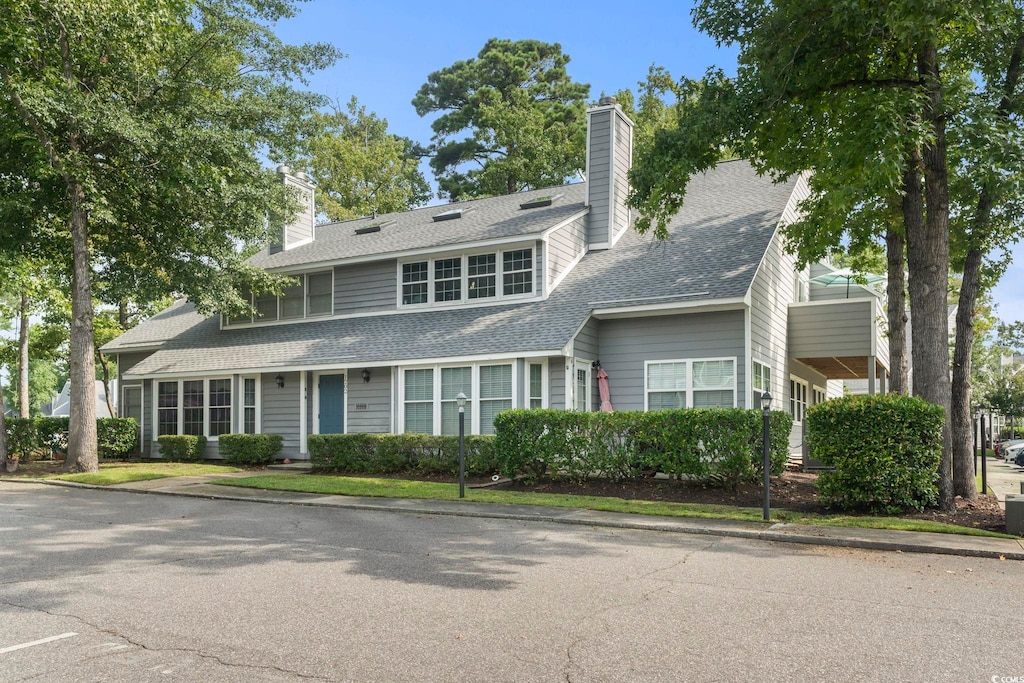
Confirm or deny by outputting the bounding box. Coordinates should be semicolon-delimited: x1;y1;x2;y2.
1014;448;1024;467
995;439;1021;456
1004;441;1024;463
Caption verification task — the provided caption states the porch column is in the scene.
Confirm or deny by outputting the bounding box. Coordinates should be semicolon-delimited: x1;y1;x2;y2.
300;371;308;455
867;356;877;395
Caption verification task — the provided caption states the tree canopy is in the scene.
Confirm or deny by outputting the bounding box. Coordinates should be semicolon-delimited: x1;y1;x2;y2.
413;38;590;200
304;97;431;221
0;0;340;471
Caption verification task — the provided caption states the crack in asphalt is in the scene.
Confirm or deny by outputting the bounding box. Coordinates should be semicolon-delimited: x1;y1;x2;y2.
561;537;721;682
0;599;329;681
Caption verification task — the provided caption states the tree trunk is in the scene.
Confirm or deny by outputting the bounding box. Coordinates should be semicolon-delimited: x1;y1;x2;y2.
18;292;30;418
886;226;909;394
907;42;954;511
65;179;98;473
0;379;12;473
97;347;116;418
951;248;982;499
118;300;128;328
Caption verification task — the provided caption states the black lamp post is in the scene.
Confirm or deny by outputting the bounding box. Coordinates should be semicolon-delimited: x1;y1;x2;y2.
983;404;990;494
760;391;773;522
457;392;467;499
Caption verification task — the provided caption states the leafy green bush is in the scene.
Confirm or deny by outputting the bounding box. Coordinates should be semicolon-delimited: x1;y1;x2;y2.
4;417;138;461
493;408;793;486
218;433;284;466
807;394;944;513
97;418;138;459
308;434;498;476
158;435;208;462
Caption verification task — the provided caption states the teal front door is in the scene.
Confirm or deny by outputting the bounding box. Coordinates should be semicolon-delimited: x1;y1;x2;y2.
318;374;345;434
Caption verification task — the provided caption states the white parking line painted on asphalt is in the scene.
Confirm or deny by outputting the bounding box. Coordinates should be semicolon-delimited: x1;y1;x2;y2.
0;632;78;655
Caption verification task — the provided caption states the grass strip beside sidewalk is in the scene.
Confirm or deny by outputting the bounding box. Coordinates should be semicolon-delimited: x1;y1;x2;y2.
51;463;242;486
213;474;1015;539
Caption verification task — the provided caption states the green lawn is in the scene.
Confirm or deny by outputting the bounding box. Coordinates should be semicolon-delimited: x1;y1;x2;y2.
51;462;242;486
214;474;1016;539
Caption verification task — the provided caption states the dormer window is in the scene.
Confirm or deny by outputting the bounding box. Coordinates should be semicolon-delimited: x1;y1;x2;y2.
399;247;535;308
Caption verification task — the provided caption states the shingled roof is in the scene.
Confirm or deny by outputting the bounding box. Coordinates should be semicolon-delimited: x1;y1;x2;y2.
110;161;801;377
249;183;588;271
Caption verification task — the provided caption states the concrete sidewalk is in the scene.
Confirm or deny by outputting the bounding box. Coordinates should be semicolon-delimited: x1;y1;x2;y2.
7;473;1024;561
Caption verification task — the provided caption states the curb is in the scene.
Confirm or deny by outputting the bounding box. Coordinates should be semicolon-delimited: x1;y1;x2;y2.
7;478;1024;561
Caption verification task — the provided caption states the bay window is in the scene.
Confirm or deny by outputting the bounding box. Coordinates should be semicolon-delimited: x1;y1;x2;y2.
790;377;808;422
479;364;512;435
403;368;434;433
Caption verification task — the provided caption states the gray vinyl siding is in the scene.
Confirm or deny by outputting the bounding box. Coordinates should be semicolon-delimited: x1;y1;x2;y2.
548;356;566;409
534;240;544;295
117;351;155;377
597;311;746;412
262;371;302;458
283;175;315;248
586;109;612;246
142;379;153;455
547;215;587;287
788;300;874;359
515;359;526;408
347;368;392;433
334;260;397;314
612;112;631;236
873;297;889;373
749;226;799;412
572;318;600;410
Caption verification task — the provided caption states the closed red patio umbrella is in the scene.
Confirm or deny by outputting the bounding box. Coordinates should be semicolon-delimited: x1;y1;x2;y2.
597;367;613;412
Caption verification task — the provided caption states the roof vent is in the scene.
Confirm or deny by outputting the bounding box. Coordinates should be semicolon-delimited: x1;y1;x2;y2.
432;208;469;222
354;220;393;235
519;194;563;210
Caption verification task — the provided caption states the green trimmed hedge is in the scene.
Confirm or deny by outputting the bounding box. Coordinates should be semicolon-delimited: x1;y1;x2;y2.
308;433;498;476
807;394;944;513
219;433;284;466
4;417;138;461
493;408;793;486
157;435;207;462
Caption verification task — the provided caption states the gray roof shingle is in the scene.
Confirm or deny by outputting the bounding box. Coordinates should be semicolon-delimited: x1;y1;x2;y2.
112;161;799;376
249;184;588;270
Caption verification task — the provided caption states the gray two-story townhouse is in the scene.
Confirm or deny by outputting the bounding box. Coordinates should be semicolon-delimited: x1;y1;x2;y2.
103;97;890;465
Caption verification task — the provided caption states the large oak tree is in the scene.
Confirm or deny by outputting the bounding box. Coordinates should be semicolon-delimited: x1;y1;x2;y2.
0;0;340;471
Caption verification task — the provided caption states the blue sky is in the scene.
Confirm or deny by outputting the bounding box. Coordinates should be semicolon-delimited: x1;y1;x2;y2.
274;0;1022;324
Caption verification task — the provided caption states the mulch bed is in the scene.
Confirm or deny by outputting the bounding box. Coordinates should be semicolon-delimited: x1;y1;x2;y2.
488;471;1008;533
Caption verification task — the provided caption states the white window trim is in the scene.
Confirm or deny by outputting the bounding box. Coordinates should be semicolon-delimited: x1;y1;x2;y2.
312;371;347;436
790;376;809;424
241;375;262;434
152;376;233;441
397;245;538;310
643;357;739;411
398;361;518;435
573;358;592;412
527;359;548;409
222;270;334;329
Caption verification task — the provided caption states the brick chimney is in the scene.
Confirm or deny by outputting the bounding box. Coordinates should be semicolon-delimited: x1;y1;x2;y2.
584;96;634;250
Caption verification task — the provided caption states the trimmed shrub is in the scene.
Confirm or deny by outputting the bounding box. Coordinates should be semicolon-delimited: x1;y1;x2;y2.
807;394;944;513
97;418;138;459
308;434;498;476
158;435;207;462
219;433;284;466
4;417;138;461
493;408;793;486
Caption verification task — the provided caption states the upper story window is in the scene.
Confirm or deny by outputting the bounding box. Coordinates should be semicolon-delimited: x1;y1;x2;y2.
399;247;534;308
225;270;333;326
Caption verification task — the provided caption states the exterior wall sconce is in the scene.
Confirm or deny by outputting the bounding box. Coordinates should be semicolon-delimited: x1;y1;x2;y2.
275;374;285;388
591;360;601;369
362;368;371;383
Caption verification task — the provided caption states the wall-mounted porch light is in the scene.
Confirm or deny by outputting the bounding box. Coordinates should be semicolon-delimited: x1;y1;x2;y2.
275;374;285;389
362;368;371;383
